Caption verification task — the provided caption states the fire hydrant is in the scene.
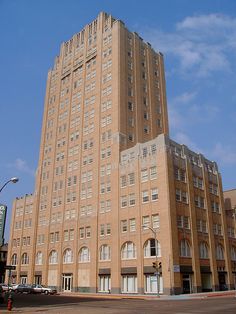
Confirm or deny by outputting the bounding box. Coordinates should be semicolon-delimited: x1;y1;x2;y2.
7;292;13;311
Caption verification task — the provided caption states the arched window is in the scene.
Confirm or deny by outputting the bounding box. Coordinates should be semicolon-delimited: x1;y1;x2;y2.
121;241;136;260
199;242;209;259
35;251;43;265
11;254;18;266
144;239;161;257
63;248;73;264
180;239;191;257
100;245;111;261
21;252;29;265
231;247;236;261
79;247;90;262
49;250;58;264
216;244;224;260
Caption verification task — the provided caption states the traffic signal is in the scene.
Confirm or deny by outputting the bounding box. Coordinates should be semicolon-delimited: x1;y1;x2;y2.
158;262;162;269
152;262;157;269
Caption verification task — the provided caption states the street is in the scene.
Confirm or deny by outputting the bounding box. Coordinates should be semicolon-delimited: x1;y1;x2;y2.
0;293;235;313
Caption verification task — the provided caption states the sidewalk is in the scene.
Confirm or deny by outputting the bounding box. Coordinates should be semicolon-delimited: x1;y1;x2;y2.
59;289;236;300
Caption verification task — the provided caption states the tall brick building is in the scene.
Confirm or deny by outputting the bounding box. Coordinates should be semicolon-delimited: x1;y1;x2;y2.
8;12;236;295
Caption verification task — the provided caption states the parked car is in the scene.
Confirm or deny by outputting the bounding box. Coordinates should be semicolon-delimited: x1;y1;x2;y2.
14;284;34;294
11;284;20;291
31;284;57;295
0;283;12;291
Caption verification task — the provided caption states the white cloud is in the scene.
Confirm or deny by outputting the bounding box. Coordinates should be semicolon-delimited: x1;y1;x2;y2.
177;14;236;33
141;13;236;77
173;132;203;154
8;158;35;176
211;143;236;165
168;90;220;130
171;91;197;105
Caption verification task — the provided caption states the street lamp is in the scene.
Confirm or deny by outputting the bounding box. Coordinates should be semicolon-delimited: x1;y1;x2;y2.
0;177;19;244
142;225;161;297
0;177;19;285
0;177;19;194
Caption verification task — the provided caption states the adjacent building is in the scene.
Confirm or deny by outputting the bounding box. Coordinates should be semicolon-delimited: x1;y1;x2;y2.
7;12;236;295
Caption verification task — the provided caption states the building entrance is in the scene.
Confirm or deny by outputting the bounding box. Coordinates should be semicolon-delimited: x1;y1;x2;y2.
62;274;73;292
182;274;192;294
218;272;227;291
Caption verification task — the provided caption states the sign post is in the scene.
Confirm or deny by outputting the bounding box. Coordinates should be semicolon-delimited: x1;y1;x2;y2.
0;204;7;246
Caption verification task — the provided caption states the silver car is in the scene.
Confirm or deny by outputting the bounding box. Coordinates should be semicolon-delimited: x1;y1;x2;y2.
32;284;57;295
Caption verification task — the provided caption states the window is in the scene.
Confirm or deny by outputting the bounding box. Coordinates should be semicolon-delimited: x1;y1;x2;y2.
216;244;224;260
49;250;58;264
21;253;29;265
183;216;190;229
64;230;69;241
79;228;84;239
100;224;105;236
197;219;208;233
128;173;135;185
151;144;157;155
150;166;157;180
129;193;135;206
176;189;188;203
144;125;149;134
175;168;186;182
151;188;158;201
121;241;136;259
100;244;111;261
128;102;134;111
231;247;236;261
199;242;209;259
128;133;134;142
141;168;148;182
121;195;127;208
106;223;111;235
145;274;163;294
211;201;220;213
180;239;191;257
122;275;137;293
182;191;188;204
121;220;128;233
152;214;160;229
79;247;90;262
213;224;222;236
129;218;136;232
142;216;150;229
193;176;203;189
142;190;149;203
144;239;161;257
35;251;43;265
120;175;127;187
176;189;181;201
63;249;73;264
11;254;18;266
86;226;91;238
99;275;111;292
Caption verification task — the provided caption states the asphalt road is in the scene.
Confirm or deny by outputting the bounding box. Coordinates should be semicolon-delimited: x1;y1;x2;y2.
0;293;235;313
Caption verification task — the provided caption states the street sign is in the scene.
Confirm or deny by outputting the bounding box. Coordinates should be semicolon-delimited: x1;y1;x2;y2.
173;265;180;273
5;265;16;270
0;204;7;246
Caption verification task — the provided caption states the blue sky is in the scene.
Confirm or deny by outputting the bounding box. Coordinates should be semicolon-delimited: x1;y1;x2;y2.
0;0;236;239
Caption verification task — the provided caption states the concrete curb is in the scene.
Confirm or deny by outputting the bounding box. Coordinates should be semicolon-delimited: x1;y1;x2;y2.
58;289;236;300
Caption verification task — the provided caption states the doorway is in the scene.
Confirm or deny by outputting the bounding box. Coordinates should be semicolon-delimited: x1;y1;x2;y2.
182;274;192;294
62;274;73;292
34;275;42;285
218;272;227;291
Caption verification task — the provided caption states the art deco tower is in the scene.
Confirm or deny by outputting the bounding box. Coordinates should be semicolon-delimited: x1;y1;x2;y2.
9;12;235;295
